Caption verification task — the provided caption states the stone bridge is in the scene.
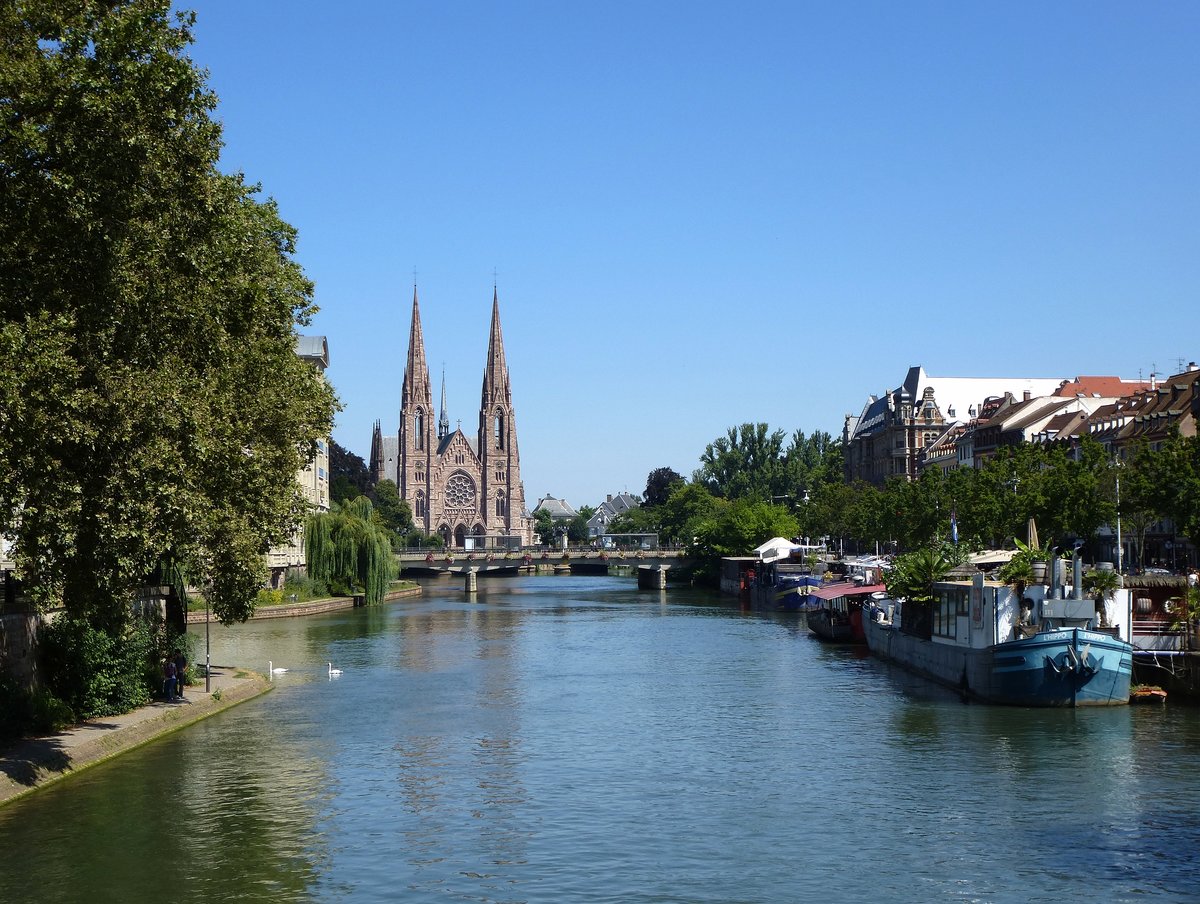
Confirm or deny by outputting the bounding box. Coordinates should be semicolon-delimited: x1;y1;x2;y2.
396;548;686;580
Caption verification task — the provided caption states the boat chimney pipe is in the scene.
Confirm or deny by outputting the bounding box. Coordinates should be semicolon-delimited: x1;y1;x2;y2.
1072;541;1084;600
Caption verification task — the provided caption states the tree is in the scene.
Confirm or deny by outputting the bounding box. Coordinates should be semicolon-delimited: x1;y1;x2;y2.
533;509;556;546
568;506;594;544
690;499;798;581
694;423;787;501
0;2;338;625
643;467;684;507
1144;429;1200;553
371;479;413;541
330;440;372;504
658;482;724;545
304;498;395;605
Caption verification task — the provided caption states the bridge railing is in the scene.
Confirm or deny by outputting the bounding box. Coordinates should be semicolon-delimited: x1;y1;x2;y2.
395;545;688;561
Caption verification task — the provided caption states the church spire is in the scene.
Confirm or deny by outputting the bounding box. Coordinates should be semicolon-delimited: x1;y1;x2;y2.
481;286;510;408
402;286;432;413
438;367;450;439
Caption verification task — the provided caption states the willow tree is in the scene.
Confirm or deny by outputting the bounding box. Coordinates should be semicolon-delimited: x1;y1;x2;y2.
305;498;395;605
0;2;338;626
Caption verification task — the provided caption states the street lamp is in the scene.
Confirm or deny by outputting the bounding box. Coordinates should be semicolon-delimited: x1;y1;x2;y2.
1115;464;1123;575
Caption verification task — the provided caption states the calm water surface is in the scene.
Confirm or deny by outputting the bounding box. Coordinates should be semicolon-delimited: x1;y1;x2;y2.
2;575;1199;903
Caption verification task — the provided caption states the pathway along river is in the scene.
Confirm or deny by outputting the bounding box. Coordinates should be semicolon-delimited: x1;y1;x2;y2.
3;575;1200;903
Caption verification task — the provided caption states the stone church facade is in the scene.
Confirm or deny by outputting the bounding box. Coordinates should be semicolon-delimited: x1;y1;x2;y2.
370;289;533;549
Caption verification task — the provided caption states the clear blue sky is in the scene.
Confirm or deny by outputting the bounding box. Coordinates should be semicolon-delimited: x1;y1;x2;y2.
185;1;1199;508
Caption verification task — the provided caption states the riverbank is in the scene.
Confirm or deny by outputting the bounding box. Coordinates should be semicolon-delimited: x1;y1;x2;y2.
1;584;425;807
0;664;271;808
185;582;422;623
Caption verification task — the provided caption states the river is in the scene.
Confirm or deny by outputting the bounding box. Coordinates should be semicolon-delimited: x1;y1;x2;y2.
2;575;1199;903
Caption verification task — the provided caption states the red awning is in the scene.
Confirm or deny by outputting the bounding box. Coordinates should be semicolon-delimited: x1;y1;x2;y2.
811;582;888;601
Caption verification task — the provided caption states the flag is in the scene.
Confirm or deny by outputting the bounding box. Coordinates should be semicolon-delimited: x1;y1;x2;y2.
950;509;959;545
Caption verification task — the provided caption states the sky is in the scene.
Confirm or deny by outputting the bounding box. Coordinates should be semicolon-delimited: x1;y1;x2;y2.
183;1;1199;508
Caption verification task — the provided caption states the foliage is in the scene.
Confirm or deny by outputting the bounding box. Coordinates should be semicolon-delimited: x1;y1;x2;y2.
0;673;75;742
282;572;329;601
694;423;844;506
690;500;798;581
533;509;556;546
0;1;339;626
1142;429;1200;552
304;497;396;604
371;479;414;542
1082;567;1120;600
568;506;594;544
643;467;684;507
606;504;661;537
37;614;159;720
885;546;958;606
329;440;373;503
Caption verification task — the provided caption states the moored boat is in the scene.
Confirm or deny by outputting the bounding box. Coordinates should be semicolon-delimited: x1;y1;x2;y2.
863;568;1133;707
806;581;887;643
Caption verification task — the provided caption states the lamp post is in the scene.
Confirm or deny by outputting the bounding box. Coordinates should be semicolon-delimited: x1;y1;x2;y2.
1115;465;1123;575
204;591;211;693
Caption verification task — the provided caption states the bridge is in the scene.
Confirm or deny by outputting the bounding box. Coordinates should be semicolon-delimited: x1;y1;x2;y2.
396;547;687;580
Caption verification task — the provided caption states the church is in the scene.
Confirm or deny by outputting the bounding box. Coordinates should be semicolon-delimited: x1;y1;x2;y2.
370;289;534;549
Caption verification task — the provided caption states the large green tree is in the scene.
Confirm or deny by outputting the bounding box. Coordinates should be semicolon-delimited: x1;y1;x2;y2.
305;498;395;605
0;1;338;625
643;467;684;507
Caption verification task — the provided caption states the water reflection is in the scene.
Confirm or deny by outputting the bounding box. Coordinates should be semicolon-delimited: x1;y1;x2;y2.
2;575;1200;903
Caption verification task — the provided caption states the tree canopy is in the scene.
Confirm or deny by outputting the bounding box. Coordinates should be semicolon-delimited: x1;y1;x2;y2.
0;1;338;625
305;498;395;605
643;467;684;507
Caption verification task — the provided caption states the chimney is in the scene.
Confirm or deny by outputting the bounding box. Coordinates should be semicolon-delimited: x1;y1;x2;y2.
607;494;612;503
1023;390;1031;401
1189;362;1198;372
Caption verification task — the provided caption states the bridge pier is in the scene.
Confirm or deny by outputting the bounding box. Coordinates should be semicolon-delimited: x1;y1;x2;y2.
637;564;667;590
465;569;477;594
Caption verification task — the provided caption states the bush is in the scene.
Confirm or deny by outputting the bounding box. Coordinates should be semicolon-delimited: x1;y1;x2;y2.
0;672;76;742
281;573;329;601
39;615;157;719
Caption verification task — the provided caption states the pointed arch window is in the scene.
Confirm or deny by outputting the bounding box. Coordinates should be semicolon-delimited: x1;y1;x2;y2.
494;411;505;450
415;491;427;518
495;491;507;516
414;410;425;451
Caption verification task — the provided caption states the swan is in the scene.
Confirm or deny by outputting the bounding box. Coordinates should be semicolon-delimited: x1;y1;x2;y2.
268;660;288;676
328;662;343;677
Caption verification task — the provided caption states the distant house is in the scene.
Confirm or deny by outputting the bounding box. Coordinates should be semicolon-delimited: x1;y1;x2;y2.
266;335;331;587
532;495;577;523
586;493;641;538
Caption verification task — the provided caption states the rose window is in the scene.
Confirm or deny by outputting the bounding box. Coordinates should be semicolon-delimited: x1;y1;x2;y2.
445;473;476;509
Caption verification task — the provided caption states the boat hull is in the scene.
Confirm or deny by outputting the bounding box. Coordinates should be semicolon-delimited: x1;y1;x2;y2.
863;616;1132;706
807;605;864;643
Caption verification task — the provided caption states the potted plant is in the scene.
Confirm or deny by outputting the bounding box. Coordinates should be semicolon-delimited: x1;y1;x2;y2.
1083;566;1121;627
1168;586;1200;650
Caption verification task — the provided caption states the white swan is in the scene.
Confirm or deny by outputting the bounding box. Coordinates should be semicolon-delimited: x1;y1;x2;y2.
268;660;288;676
328;662;343;677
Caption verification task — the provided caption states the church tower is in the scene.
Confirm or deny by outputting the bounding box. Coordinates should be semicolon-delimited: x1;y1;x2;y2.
384;286;532;548
477;289;526;538
399;288;434;530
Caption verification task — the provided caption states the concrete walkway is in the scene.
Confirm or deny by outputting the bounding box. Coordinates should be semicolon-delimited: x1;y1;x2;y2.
0;664;271;808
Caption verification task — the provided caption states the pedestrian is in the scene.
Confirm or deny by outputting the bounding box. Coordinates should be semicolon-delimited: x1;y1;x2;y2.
1188;569;1198;589
174;649;188;701
163;655;177;702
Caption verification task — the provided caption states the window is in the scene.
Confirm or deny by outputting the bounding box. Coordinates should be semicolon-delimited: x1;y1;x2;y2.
445;473;476;509
933;587;969;639
415;491;426;518
495;492;506;516
414;410;425;451
494;411;505;450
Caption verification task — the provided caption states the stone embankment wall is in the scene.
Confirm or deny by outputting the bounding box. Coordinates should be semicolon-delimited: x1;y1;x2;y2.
185;584;421;624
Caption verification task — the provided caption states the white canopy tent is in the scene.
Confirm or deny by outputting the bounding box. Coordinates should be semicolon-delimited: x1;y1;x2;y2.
754;537;802;564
